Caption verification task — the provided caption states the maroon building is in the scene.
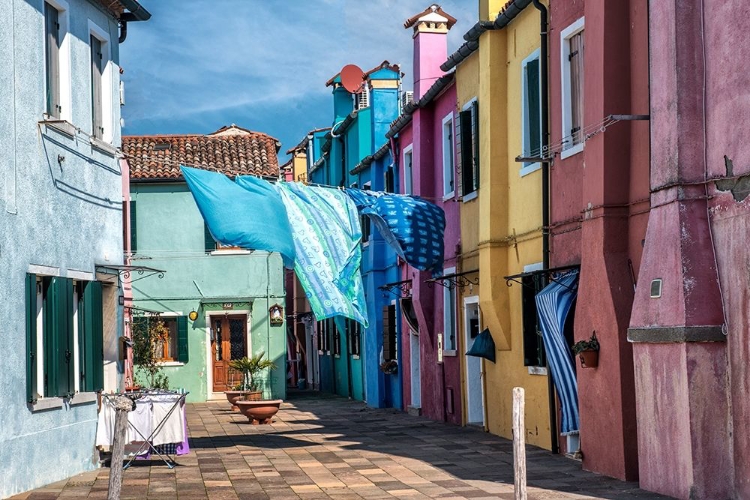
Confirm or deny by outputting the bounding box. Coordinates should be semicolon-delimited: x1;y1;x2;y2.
548;0;649;481
629;0;750;498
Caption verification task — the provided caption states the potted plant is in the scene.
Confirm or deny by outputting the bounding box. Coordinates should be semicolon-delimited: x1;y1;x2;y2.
231;352;283;424
225;352;276;411
572;331;599;368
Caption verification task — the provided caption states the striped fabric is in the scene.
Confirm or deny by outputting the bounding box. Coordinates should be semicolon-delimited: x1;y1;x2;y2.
535;270;580;435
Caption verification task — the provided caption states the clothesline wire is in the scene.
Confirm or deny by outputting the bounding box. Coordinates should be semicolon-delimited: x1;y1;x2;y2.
122;152;441;202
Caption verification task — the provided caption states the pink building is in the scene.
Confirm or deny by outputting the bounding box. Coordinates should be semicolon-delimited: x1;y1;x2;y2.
387;5;463;425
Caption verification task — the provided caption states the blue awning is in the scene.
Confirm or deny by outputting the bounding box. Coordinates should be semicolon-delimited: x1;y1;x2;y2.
535;270;580;435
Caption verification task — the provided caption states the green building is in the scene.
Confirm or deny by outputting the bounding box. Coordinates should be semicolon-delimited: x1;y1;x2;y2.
122;125;287;402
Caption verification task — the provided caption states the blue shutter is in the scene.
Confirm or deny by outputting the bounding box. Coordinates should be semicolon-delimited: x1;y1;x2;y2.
177;316;189;363
25;274;38;403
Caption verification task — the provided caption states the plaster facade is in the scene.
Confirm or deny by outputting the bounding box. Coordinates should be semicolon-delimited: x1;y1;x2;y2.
0;0;131;496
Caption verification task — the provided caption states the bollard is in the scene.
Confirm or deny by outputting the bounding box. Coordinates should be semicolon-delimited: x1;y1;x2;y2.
108;396;133;500
513;387;527;500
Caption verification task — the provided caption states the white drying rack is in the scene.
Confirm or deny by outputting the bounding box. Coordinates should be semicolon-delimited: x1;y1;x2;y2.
101;389;188;469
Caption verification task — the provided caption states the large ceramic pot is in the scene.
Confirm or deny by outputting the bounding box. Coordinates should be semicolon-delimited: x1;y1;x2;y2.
235;399;283;424
224;390;262;411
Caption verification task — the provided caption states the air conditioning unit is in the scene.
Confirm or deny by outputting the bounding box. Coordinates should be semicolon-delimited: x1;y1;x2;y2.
356;86;370;110
400;91;414;113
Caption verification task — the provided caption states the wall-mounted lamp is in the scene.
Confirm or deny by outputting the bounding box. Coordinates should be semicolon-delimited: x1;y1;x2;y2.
269;304;284;326
188;310;199;321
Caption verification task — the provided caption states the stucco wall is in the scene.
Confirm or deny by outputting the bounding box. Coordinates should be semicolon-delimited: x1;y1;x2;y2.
0;0;125;496
130;183;286;402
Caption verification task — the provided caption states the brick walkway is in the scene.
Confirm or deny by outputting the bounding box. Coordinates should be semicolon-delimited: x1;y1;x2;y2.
11;392;671;499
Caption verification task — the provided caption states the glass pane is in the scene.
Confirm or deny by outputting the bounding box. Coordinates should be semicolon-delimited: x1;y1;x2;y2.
229;318;245;359
215;320;222;361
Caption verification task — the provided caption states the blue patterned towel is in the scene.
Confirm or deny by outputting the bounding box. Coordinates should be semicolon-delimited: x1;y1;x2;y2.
276;183;368;327
346;189;445;276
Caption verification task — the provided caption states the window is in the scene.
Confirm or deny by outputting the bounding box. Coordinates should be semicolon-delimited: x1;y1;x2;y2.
361;182;371;244
521;50;542;175
521;272;547;367
561;18;585;157
443;267;457;351
90;35;103;138
132;315;189;365
442;113;455;198
403;146;413;195
332;322;341;357
382;304;397;361
384;167;395;193
316;319;331;354
459;100;479;197
89;20;111;141
346;319;361;357
44;2;61;118
25;274;103;403
129;199;137;253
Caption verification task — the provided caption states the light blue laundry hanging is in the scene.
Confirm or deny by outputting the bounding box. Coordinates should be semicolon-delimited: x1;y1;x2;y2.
180;166;296;267
276;182;368;327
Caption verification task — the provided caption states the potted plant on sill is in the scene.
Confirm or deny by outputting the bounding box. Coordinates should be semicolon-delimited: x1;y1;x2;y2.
225;352;276;410
572;331;600;368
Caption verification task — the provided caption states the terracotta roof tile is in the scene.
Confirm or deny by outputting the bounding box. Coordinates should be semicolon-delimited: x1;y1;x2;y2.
123;125;281;181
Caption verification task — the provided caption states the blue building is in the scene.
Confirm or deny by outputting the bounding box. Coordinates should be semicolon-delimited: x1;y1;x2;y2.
0;0;150;496
303;61;404;409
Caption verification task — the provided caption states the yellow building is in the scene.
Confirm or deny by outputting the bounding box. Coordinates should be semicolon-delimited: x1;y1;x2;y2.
451;0;551;450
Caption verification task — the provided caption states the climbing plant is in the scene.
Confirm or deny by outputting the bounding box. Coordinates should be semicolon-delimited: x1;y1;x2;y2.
132;315;170;390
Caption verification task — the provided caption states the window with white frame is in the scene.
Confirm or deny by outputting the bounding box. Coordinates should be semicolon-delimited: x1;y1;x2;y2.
43;0;71;121
89;21;112;142
25;274;104;403
561;18;584;156
521;49;542;175
443;267;457;351
442;113;455;198
403;145;413;195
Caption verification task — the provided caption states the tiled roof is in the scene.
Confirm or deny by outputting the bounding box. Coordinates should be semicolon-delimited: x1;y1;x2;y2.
363;60;403;78
403;4;457;29
286;127;330;155
123;125;281;181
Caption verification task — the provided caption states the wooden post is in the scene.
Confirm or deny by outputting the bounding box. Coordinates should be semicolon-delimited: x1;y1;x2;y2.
108;396;133;500
513;387;527;500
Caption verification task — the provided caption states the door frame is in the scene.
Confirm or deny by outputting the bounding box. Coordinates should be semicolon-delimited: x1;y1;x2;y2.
205;309;251;400
463;295;484;425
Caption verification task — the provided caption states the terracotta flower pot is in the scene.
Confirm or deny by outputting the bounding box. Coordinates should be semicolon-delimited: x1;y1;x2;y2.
579;350;599;368
235;399;282;425
224;390;263;411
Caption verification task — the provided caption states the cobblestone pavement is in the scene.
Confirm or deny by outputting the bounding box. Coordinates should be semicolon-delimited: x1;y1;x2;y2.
11;392;671;499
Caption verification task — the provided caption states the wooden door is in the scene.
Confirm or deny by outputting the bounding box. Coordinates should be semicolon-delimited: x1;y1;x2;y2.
211;315;247;392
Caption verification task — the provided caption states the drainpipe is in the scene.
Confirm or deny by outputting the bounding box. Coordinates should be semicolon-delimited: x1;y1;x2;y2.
532;0;558;455
118;20;128;43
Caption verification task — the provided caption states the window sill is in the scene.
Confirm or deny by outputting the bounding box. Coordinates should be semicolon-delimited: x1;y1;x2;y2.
210;249;252;256
442;349;457;357
560;143;584;160
90;137;118;157
520;162;542;177
69;392;98;406
443;191;455;202
527;366;548;376
39;118;77;139
158;361;185;367
462;191;478;203
28;397;64;412
352;355;360;360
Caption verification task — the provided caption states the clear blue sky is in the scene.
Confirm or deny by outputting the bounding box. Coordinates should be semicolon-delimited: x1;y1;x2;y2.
120;1;476;162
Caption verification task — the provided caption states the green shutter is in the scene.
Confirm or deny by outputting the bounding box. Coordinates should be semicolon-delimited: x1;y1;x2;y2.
460;109;473;196
204;223;215;252
177;316;189;363
81;281;103;392
472;100;480;190
25;274;38;403
527;60;541;157
44;277;73;397
130;200;137;253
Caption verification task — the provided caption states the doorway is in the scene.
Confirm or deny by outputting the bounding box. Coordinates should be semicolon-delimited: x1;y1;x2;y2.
210;314;248;393
464;297;484;425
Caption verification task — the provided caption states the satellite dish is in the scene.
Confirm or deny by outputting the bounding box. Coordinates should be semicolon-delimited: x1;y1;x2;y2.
340;64;365;94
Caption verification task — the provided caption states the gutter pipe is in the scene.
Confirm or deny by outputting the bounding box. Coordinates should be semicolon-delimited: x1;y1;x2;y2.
118;0;151;44
531;0;558;456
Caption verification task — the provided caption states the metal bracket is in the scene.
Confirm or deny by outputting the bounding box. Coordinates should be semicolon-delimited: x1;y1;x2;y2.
426;269;479;289
378;279;412;298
